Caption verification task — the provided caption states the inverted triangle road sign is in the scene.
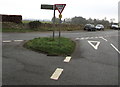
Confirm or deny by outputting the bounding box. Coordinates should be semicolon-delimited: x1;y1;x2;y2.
88;41;100;50
55;4;66;14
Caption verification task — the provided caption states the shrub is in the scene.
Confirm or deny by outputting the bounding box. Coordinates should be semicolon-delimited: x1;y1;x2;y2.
29;21;42;29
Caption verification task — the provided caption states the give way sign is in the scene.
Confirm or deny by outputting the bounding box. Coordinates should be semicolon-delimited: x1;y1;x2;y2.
55;4;66;14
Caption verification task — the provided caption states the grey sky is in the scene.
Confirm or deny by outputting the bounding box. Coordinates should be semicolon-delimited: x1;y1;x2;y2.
0;0;119;22
118;1;120;22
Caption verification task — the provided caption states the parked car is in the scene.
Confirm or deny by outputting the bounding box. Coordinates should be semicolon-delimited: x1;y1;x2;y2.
110;23;120;30
95;24;104;30
84;24;96;31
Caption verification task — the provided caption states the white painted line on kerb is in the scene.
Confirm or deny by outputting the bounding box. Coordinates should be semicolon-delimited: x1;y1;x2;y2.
110;44;120;54
3;40;11;42
14;40;24;42
50;68;63;80
64;56;72;62
100;37;108;41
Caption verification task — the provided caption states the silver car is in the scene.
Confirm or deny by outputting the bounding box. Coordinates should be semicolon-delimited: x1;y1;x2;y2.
95;24;104;30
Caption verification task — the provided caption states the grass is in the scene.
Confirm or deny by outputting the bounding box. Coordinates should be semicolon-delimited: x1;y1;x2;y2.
22;20;31;23
23;37;76;56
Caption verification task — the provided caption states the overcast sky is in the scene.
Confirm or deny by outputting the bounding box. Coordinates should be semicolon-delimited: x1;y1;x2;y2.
0;0;119;22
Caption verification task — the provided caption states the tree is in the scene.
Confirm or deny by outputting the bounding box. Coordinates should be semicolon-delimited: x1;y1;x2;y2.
71;16;87;25
51;17;60;24
63;18;71;24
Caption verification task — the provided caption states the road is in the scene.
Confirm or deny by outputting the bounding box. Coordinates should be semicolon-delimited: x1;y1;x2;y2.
2;30;119;85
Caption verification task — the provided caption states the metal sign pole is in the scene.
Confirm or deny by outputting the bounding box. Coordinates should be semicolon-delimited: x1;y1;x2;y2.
59;17;62;38
53;5;55;40
59;14;62;46
41;4;56;40
55;4;66;46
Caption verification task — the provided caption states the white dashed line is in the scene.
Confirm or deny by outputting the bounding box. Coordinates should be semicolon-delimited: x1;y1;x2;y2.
75;38;80;40
64;56;72;62
2;40;11;43
14;40;24;42
89;37;94;39
76;35;112;41
50;68;63;80
110;44;120;54
3;40;24;43
85;37;89;39
80;38;84;40
99;36;103;38
95;37;98;38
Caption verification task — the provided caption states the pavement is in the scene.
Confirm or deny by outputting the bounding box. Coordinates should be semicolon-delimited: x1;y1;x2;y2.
2;30;120;85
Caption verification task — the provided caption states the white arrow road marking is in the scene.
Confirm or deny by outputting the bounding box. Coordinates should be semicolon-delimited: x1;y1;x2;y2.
110;44;120;54
50;68;63;80
88;41;100;50
64;56;72;62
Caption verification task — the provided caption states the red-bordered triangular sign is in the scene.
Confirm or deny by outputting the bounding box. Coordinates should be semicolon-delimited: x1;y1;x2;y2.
55;4;66;14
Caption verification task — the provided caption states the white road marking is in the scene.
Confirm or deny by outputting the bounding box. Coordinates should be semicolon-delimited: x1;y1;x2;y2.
64;56;72;62
77;36;110;41
95;37;98;38
85;37;89;39
100;37;108;41
3;40;11;42
75;38;80;40
50;68;63;80
110;44;120;54
80;38;84;40
99;36;103;38
89;37;94;39
88;41;100;50
14;40;24;42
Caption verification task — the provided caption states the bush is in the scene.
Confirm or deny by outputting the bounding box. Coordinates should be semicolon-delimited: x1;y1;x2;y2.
29;21;42;29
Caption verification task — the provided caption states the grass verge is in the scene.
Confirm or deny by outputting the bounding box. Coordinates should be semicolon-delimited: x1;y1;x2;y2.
23;37;76;56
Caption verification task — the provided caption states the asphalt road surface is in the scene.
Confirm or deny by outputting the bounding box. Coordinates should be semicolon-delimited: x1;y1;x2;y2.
2;30;120;85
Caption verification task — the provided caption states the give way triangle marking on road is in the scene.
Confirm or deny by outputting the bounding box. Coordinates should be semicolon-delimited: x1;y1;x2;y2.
88;41;100;50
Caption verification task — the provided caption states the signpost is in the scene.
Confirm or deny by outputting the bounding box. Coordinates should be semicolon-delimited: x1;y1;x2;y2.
41;4;66;44
55;4;66;45
41;4;54;10
41;4;56;40
55;4;66;14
